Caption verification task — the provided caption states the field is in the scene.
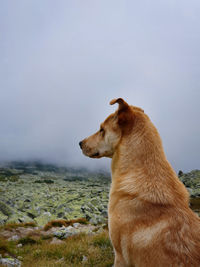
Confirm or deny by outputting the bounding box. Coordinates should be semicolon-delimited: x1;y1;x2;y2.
0;223;113;267
0;162;199;266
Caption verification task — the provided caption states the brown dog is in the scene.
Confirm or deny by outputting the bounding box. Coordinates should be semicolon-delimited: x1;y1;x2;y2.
79;98;200;267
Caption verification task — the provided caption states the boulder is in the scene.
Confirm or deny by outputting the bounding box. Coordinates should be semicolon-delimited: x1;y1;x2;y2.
53;225;79;239
0;257;21;267
8;235;20;241
0;211;8;224
0;202;12;217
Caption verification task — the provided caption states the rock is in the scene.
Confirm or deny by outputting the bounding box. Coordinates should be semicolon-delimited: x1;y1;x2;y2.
0;202;13;217
53;225;79;239
50;237;65;245
40;227;57;237
82;255;87;262
73;223;81;228
0;230;14;239
17;218;24;223
186;187;193;194
101;210;108;217
55;257;65;263
8;235;20;241
6;213;30;224
89;214;105;225
65;207;73;213
43;211;51;217
90;199;99;206
0;257;21;267
53;229;66;239
35;213;56;226
34;207;42;216
57;212;64;218
0;211;8;224
27;212;36;219
24;199;31;203
178;170;184;177
17;227;34;236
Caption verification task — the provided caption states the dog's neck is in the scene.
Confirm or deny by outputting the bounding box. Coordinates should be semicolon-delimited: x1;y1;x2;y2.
110;120;189;207
111;119;165;177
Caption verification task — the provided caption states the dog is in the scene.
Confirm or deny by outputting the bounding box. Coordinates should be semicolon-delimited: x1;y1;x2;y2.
79;98;200;267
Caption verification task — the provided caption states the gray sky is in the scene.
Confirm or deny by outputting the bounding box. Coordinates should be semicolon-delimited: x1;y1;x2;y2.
0;0;200;172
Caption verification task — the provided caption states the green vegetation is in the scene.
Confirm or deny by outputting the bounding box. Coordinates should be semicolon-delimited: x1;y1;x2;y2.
92;233;111;248
0;201;12;217
0;163;200;267
23;231;113;267
18;236;40;246
34;179;54;184
0;175;19;182
0;236;16;257
0;162;110;226
0;237;10;255
0;222;37;231
0;225;114;267
44;218;88;231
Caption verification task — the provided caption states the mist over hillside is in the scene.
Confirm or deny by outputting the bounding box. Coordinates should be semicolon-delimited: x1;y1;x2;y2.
0;160;110;176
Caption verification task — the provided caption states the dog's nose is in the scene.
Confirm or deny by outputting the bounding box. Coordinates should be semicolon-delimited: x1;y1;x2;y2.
79;141;83;149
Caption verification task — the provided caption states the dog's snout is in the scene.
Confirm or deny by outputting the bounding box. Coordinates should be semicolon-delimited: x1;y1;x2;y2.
79;141;83;149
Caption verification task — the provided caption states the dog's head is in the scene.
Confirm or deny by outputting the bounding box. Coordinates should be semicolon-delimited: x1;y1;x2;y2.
79;98;144;159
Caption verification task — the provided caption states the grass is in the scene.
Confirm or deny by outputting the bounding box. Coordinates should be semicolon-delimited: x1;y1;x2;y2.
34;179;54;184
11;231;113;267
0;237;16;257
0;237;10;255
43;218;88;231
92;233;111;248
18;236;40;246
0;219;114;266
0;222;37;231
0;175;19;182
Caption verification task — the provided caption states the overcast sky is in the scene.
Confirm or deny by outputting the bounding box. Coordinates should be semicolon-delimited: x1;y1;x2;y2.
0;0;199;172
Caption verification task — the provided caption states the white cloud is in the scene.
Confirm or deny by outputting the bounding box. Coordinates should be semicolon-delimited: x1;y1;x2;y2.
0;0;199;172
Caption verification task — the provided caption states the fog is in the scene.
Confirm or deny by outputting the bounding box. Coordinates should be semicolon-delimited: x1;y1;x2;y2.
0;0;200;172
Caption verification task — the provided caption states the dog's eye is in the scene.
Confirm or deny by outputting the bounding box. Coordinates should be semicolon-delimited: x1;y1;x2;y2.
100;128;104;133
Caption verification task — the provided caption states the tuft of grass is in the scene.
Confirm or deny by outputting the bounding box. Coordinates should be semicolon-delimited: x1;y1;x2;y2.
18;236;40;246
92;233;112;249
0;175;19;182
43;218;88;231
0;175;6;182
8;175;19;182
41;235;52;240
34;179;54;184
0;237;9;255
0;221;37;231
0;237;16;257
14;230;114;267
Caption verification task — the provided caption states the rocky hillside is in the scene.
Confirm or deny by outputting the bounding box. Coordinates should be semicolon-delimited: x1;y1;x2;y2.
0;163;199;267
0;162;200;227
178;169;200;213
0;162;110;226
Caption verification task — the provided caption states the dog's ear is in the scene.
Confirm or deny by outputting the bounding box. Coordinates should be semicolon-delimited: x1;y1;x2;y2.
110;98;134;132
110;98;129;111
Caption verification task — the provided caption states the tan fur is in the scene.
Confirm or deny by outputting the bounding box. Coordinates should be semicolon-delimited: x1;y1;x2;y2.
80;98;200;267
